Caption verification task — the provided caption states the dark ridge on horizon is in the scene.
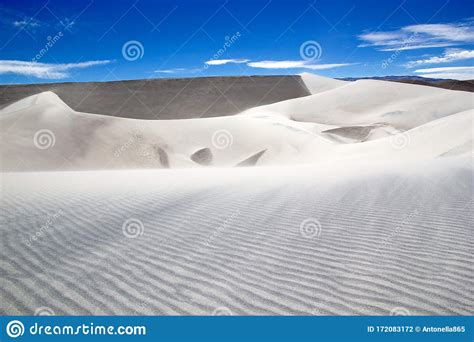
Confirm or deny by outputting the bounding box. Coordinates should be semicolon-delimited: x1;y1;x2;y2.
339;76;474;93
1;74;472;122
0;74;303;87
0;75;311;120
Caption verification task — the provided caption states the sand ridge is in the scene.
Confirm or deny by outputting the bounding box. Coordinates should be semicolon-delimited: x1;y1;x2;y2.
0;75;472;171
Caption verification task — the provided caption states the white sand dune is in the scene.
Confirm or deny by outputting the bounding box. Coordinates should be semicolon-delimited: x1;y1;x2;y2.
0;78;472;171
245;77;473;130
299;73;348;94
0;156;472;315
0;74;472;315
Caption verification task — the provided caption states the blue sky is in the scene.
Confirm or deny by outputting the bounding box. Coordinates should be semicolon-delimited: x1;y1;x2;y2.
0;0;473;84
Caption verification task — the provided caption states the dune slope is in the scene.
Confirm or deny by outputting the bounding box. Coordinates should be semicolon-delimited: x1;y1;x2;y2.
1;78;472;171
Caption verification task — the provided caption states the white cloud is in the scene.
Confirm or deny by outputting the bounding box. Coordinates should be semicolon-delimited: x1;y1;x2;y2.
155;68;188;73
414;66;474;73
359;32;403;42
414;66;474;80
359;21;474;51
403;24;474;42
154;67;202;74
247;60;354;70
13;17;41;29
406;49;474;67
0;60;111;79
416;73;474;80
380;43;454;51
205;58;249;65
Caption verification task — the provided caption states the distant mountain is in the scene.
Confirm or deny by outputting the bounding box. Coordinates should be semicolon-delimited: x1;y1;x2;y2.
0;76;310;120
338;76;474;92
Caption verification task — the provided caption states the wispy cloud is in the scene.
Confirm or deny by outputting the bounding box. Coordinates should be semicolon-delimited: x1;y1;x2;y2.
205;58;249;65
154;67;203;74
415;66;474;73
13;17;42;29
406;49;474;67
0;60;112;79
154;68;188;74
0;7;47;31
414;66;474;80
359;21;474;51
247;60;354;70
406;23;474;42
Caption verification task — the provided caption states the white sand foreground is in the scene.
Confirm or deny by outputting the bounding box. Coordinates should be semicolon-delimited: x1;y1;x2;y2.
0;155;472;315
